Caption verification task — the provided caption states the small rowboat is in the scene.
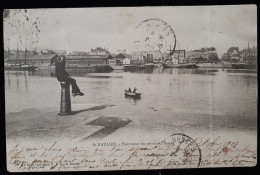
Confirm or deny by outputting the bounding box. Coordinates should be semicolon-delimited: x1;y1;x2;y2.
124;90;141;98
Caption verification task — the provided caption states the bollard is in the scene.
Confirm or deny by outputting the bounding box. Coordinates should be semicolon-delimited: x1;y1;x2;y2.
58;82;72;115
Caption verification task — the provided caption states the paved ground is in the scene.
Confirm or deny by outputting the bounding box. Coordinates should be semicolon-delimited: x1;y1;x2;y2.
5;102;257;145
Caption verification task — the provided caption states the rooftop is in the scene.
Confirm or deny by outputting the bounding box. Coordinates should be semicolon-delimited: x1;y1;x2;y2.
8;54;58;60
66;54;112;60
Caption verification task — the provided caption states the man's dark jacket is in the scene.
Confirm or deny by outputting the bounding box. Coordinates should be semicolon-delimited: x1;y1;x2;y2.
50;56;70;82
55;60;70;82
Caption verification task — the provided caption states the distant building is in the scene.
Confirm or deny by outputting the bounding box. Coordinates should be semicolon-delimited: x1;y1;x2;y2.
247;46;257;65
221;47;241;62
66;54;112;67
37;49;49;55
203;47;218;62
187;49;208;62
131;51;144;65
89;47;110;55
117;49;126;54
240;49;247;62
221;53;228;61
165;50;186;63
123;58;131;65
230;50;240;62
240;46;257;64
131;50;162;64
174;50;186;63
142;50;162;63
53;50;67;55
188;47;218;62
69;51;88;55
226;47;239;62
6;54;58;69
164;54;178;64
222;45;257;65
108;53;132;65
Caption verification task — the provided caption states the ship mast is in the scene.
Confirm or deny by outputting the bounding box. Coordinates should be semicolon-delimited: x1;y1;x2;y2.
7;47;10;60
169;43;172;54
169;43;172;62
6;39;11;61
16;39;19;65
24;34;27;65
177;42;180;63
248;41;250;57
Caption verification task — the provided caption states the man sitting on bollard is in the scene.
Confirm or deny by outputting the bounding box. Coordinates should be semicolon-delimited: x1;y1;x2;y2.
51;55;84;97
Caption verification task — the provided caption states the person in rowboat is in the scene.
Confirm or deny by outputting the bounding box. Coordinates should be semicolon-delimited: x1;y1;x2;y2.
133;87;137;93
51;55;84;97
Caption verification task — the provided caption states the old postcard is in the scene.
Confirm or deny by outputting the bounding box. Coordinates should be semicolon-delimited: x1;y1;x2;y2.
4;5;257;172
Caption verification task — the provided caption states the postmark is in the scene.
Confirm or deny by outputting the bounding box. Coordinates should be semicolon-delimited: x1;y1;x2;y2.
162;133;202;168
133;18;177;55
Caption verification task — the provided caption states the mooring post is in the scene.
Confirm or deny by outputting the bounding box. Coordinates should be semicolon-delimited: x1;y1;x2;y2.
58;82;72;115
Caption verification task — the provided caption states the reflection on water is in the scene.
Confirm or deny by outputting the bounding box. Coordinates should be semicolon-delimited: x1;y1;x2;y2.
6;68;255;79
24;72;28;87
225;69;257;74
7;71;11;87
5;68;257;118
29;70;56;77
86;75;123;79
15;72;19;89
126;68;219;75
124;96;141;105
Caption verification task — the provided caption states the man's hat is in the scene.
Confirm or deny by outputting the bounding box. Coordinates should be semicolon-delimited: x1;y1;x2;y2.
50;54;59;65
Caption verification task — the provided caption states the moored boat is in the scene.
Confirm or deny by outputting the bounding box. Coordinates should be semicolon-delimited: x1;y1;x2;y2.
5;63;37;71
20;64;37;71
4;39;37;71
231;63;257;69
197;62;223;68
143;63;156;68
111;65;125;70
124;65;137;70
162;63;198;69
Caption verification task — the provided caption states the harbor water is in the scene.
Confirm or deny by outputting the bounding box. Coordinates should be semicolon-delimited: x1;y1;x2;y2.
5;68;257;120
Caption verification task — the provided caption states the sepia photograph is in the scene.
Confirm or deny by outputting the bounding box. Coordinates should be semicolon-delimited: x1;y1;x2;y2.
4;5;257;172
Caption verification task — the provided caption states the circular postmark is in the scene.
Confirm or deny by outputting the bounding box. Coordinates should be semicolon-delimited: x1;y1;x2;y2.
162;133;202;168
133;18;176;55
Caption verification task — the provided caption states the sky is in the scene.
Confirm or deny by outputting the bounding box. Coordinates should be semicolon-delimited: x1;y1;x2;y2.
3;5;257;57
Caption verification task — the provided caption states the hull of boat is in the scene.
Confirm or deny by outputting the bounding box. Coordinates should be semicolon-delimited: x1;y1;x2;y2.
163;63;198;69
124;90;141;98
